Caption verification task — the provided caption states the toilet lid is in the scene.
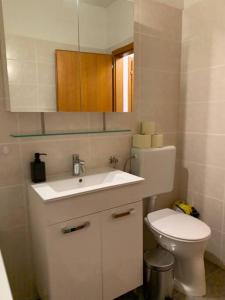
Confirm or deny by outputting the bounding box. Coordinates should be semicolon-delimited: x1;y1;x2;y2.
147;208;211;241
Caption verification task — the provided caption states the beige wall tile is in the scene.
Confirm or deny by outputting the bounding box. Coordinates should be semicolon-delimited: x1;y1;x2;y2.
89;134;132;170
8;84;38;112
0;226;35;300
182;33;225;72
88;113;104;131
164;133;178;146
38;85;56;111
179;102;225;134
5;35;36;61
180;0;225;266
178;133;225;168
44;112;91;132
206;229;222;260
0;144;23;186
18;113;41;134
183;0;225;41
20;137;91;178
184;162;225;201
138;0;182;41
181;66;225;103
188;192;223;231
35;40;77;64
37;62;55;86
140;67;180;102
7;60;37;85
105;113;137;132
182;0;214;41
0;110;18;142
0;65;5;98
0;185;27;230
136;33;181;72
138;68;180;132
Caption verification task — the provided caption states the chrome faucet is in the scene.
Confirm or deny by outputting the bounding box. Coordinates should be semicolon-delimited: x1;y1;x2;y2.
73;154;86;176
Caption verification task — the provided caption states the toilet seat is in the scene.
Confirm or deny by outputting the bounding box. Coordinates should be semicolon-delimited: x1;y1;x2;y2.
147;208;211;242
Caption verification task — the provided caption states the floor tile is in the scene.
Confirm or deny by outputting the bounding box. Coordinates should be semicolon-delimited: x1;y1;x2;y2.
116;261;225;300
205;260;220;278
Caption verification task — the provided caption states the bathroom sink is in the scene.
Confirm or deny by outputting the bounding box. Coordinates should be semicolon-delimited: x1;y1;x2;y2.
31;168;144;201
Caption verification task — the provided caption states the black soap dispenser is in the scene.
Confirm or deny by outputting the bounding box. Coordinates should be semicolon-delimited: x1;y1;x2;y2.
31;153;47;183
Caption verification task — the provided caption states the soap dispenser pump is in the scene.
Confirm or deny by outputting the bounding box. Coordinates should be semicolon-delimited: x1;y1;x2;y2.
31;153;47;183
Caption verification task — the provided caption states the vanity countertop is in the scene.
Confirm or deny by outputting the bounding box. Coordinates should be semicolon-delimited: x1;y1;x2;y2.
30;168;144;202
0;251;13;300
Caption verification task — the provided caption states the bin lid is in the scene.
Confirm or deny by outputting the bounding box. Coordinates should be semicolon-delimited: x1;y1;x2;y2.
144;248;175;271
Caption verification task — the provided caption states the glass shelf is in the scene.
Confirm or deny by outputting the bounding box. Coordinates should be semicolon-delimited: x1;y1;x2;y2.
11;129;131;138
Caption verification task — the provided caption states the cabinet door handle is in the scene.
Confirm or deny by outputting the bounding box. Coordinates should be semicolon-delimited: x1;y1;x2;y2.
62;222;90;234
112;208;135;219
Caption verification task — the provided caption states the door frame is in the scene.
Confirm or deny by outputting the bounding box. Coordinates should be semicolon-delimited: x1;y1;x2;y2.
112;43;134;112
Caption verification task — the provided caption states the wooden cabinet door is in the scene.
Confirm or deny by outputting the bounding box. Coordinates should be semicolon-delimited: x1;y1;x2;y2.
101;202;143;300
56;50;81;112
80;52;113;112
128;55;134;112
114;54;134;112
47;214;102;300
114;56;124;112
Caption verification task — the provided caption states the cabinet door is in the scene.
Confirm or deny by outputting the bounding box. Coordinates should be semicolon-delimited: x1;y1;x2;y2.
47;214;102;300
56;50;81;112
80;52;113;112
101;202;143;300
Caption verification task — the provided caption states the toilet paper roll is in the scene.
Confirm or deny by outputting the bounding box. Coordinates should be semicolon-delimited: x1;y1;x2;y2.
141;121;156;135
151;134;164;148
133;134;151;149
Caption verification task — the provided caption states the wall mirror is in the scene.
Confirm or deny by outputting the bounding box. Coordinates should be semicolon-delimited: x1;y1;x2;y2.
1;0;134;113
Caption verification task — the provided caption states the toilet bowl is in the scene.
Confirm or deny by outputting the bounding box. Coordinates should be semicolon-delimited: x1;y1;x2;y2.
131;147;211;296
145;208;211;297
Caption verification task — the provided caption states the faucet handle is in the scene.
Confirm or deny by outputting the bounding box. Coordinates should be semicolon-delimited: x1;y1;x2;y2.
73;154;79;162
109;156;119;168
80;160;86;176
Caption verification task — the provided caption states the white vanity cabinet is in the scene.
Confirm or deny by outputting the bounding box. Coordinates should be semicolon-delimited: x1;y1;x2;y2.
28;177;144;300
47;213;102;300
102;202;143;300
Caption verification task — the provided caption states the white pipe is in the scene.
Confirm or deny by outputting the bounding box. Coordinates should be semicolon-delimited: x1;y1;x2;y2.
148;195;158;213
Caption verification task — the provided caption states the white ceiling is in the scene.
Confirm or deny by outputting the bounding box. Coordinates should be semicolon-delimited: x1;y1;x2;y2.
80;0;117;8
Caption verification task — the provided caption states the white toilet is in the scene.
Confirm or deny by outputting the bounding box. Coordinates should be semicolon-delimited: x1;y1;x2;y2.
131;146;211;297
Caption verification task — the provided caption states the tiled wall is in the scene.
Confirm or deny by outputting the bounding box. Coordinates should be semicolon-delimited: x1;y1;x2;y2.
0;1;181;299
3;0;133;112
136;0;181;204
6;36;77;112
179;0;225;265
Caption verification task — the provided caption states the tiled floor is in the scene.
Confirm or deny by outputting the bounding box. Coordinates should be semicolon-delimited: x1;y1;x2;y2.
116;260;225;300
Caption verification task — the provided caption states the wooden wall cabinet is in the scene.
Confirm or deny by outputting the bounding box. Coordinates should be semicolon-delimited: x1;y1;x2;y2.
56;50;113;112
56;50;81;112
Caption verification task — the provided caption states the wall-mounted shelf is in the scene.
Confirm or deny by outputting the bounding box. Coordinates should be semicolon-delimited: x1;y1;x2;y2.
11;129;131;138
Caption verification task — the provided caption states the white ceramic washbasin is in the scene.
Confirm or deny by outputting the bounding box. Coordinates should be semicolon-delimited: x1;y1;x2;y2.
31;168;144;201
